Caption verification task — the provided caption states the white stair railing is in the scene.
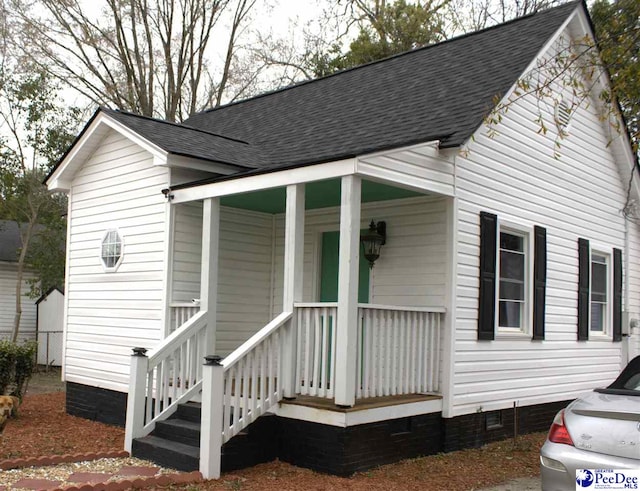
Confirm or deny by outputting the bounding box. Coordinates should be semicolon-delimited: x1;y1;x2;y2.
200;311;292;479
356;304;445;398
293;303;337;399
125;310;208;451
220;311;292;441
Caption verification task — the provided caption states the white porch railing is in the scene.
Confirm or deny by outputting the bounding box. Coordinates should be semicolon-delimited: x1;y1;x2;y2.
169;302;200;334
220;311;291;441
356;304;444;398
294;303;337;398
125;310;208;451
293;303;444;400
200;311;292;478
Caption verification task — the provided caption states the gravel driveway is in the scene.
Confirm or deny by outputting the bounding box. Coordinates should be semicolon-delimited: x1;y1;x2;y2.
480;477;541;490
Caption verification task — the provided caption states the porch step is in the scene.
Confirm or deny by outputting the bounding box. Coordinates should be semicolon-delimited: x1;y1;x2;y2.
131;435;199;472
131;402;278;473
154;418;201;447
175;401;202;423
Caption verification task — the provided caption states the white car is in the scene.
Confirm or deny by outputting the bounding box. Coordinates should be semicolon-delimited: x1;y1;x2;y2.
540;356;640;491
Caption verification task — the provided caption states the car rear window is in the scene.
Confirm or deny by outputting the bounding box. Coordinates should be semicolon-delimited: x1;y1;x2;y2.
623;373;640;391
599;356;640;395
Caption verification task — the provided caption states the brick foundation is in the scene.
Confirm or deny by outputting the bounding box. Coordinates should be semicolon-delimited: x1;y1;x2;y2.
66;382;128;427
66;381;570;475
442;400;571;452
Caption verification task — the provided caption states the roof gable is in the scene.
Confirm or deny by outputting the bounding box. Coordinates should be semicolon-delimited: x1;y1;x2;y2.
47;1;586;188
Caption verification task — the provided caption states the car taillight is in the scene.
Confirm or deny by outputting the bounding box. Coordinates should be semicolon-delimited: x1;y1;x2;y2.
548;409;574;446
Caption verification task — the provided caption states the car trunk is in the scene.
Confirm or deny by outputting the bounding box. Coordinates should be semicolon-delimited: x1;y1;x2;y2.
566;392;640;460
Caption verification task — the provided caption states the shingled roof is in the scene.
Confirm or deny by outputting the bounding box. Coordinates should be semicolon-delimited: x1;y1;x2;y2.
182;1;581;169
103;108;265;169
52;1;582;182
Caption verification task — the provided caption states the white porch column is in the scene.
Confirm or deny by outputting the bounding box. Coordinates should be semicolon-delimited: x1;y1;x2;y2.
282;184;305;398
200;198;220;356
334;175;361;407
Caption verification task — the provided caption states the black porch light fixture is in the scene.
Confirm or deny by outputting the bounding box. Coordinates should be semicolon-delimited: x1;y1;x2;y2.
361;220;386;268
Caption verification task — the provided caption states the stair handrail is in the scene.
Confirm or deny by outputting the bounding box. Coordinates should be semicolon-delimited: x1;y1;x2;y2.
200;310;293;478
148;310;207;366
125;309;208;451
222;311;292;371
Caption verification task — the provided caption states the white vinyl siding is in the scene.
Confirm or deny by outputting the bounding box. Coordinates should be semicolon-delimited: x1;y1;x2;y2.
357;142;455;196
272;196;448;311
65;129;168;392
0;263;37;341
453;24;631;416
170;203;274;356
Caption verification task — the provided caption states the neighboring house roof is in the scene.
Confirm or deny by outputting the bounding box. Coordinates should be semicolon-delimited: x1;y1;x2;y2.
47;1;585;186
0;220;23;262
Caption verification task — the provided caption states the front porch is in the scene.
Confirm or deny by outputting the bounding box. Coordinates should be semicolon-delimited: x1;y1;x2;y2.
125;170;454;478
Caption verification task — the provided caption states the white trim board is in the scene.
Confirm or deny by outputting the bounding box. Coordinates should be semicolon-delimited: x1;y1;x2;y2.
273;398;443;428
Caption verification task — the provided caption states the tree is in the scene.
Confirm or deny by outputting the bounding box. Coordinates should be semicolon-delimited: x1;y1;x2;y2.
256;0;450;80
445;0;565;34
7;0;260;122
590;0;639;151
482;0;638;152
0;70;77;340
339;0;448;68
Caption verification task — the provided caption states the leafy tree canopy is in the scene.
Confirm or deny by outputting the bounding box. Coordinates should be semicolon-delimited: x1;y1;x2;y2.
0;70;78;328
308;0;449;77
590;0;640;150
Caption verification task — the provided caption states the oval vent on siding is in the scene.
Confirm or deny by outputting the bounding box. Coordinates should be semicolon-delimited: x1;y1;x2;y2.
555;99;572;134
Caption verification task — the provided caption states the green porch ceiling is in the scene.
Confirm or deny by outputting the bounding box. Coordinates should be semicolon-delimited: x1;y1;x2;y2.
220;179;424;214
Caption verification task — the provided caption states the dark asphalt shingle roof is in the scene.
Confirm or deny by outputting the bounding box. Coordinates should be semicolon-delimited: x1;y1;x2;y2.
103;108;264;169
0;220;22;262
182;1;581;168
51;1;582;183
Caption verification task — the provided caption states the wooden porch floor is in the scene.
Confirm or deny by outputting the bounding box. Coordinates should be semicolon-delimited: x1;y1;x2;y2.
281;393;441;413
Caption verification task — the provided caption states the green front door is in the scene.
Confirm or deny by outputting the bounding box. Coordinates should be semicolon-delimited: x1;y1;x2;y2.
319;231;370;303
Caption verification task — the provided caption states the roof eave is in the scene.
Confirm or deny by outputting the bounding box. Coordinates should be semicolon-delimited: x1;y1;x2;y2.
46;108;169;192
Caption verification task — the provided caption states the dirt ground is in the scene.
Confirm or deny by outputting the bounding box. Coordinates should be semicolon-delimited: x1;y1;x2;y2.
24;367;65;395
3;372;546;490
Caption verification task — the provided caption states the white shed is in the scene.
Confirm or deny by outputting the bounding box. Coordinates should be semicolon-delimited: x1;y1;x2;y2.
36;287;64;366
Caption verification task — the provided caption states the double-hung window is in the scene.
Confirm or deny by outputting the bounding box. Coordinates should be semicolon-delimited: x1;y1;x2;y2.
478;212;546;341
589;251;609;335
577;238;622;342
498;230;527;330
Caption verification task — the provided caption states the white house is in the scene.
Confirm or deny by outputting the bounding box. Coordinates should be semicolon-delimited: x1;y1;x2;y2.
46;1;640;478
0;220;37;342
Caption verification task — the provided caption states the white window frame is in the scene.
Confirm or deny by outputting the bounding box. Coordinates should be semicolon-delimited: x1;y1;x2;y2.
589;246;612;338
101;229;124;272
495;220;533;338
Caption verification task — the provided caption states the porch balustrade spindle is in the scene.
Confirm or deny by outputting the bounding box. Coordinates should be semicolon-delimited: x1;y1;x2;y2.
355;305;444;398
293;303;443;400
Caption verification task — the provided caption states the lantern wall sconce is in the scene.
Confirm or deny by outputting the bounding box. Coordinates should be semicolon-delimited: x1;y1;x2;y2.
361;220;387;268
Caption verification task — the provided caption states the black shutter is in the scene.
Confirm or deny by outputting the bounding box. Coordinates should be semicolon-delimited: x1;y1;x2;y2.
613;248;623;342
532;226;547;340
478;212;497;341
577;238;590;341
